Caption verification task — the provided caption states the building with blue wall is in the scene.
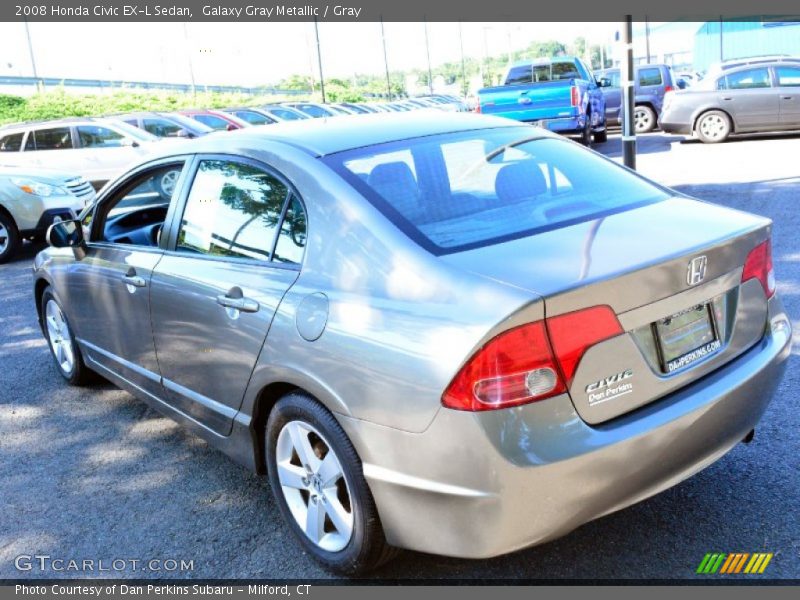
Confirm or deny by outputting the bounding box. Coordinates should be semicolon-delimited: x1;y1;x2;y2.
694;20;800;72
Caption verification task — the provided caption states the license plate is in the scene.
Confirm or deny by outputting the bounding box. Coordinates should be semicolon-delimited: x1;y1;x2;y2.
655;303;721;373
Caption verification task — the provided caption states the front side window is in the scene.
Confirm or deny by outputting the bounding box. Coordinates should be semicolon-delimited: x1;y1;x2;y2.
295;104;330;118
191;114;230;130
265;108;305;121
327;128;669;254
98;162;186;246
234;111;275;125
724;68;772;90
77;125;125;148
776;66;800;87
143;118;182;137
177;160;288;262
638;68;663;86
32;127;73;151
0;132;24;152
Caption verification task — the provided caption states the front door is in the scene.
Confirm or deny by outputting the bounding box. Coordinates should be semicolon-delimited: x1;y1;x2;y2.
150;157;306;435
775;66;800;128
65;159;189;395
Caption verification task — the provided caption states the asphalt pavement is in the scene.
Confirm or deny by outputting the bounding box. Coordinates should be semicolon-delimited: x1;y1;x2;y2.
0;130;798;581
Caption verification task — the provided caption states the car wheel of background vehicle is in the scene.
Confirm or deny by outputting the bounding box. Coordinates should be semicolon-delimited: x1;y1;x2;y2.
593;128;608;144
156;169;180;200
633;105;656;133
40;288;94;385
695;110;731;143
0;211;21;264
265;391;398;575
579;114;592;146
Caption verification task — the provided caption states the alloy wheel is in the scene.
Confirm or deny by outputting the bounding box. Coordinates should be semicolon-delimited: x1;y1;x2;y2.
699;114;727;141
634;108;653;132
45;299;75;374
160;170;179;198
0;222;8;254
275;420;354;552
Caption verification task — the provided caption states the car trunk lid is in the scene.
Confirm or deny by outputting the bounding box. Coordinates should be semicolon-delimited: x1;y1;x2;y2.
441;196;773;423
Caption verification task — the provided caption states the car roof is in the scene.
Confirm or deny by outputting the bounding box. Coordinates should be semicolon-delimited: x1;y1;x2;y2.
0;116;103;130
148;112;537;158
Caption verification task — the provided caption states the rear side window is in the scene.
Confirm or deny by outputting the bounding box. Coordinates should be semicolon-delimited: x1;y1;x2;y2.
0;132;24;151
776;66;800;87
77;125;125;148
176;160;288;262
295;104;330;118
31;127;74;151
191;114;230;130
273;195;307;265
723;68;772;90
638;68;663;86
505;65;532;86
234;111;275;125
327;128;669;254
552;62;580;80
265;108;304;121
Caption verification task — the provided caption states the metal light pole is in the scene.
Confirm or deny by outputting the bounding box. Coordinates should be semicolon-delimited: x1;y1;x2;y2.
622;16;636;170
719;16;724;61
182;23;197;99
380;17;392;100
424;18;433;95
23;20;40;91
458;22;467;98
645;16;651;63
314;18;326;103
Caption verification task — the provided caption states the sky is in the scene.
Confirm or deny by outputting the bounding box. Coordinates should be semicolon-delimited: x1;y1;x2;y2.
0;21;632;86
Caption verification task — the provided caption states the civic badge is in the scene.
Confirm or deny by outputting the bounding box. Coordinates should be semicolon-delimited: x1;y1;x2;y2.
687;255;708;286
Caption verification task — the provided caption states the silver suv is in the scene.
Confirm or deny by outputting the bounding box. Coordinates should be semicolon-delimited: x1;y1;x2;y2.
0;165;95;262
0;117;163;188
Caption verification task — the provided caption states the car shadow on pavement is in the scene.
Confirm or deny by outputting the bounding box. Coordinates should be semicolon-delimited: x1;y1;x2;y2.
597;132;685;159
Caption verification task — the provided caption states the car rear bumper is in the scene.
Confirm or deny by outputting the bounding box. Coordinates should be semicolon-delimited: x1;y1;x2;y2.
659;119;693;135
339;295;791;558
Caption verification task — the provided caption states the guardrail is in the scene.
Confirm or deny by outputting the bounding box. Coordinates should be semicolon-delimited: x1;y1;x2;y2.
0;75;311;96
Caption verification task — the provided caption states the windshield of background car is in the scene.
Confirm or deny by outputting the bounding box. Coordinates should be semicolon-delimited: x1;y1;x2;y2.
325;127;670;255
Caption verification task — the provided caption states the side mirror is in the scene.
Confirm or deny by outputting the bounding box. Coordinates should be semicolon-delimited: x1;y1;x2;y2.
226;123;237;131
120;138;140;148
47;219;85;249
597;77;611;88
176;129;190;138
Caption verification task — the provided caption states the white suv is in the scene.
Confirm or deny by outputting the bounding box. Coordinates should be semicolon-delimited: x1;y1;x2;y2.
0;165;95;262
0;117;163;189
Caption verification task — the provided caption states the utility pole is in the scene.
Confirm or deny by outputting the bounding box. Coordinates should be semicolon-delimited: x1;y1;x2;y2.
23;19;40;91
314;18;326;103
458;22;467;98
645;16;651;63
380;17;392;100
182;23;196;100
719;16;724;61
622;16;636;170
424;18;433;95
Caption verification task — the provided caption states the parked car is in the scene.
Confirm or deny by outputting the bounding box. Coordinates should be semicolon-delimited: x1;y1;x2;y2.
258;104;311;122
595;64;678;133
221;107;280;126
114;111;214;139
659;60;800;142
0;117;163;188
284;102;342;118
477;56;607;144
0;165;95;262
180;109;251;131
35;113;790;574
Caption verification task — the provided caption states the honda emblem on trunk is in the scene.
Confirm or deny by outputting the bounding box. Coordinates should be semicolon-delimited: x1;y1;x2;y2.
687;256;708;286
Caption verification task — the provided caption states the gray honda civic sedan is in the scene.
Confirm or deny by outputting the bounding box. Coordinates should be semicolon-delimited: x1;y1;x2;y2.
34;112;791;574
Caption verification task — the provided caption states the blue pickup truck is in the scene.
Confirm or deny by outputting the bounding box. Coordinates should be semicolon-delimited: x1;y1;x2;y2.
477;56;607;145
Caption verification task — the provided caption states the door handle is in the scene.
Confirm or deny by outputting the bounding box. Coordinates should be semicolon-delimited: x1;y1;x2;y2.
216;287;259;314
121;268;146;290
721;97;733;101
782;96;793;100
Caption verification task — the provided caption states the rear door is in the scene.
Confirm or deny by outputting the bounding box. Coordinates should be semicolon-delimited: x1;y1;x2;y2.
601;70;622;123
717;67;780;130
74;124;144;184
775;65;800;128
149;156;306;435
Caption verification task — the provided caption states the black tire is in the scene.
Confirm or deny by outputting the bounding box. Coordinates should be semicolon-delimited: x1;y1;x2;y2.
40;287;95;386
633;105;657;133
593;128;608;144
695;110;731;143
0;211;21;264
578;114;592;146
265;391;399;575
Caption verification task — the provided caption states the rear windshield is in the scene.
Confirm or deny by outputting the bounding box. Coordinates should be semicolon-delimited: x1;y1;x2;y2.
325;127;669;255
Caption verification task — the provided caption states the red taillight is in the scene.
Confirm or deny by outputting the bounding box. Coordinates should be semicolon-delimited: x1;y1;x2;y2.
442;306;623;412
546;305;623;386
742;239;776;298
664;85;674;93
474;103;482;114
570;86;580;107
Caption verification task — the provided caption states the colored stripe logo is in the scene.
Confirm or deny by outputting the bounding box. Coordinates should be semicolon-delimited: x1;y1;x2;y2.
697;553;773;574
